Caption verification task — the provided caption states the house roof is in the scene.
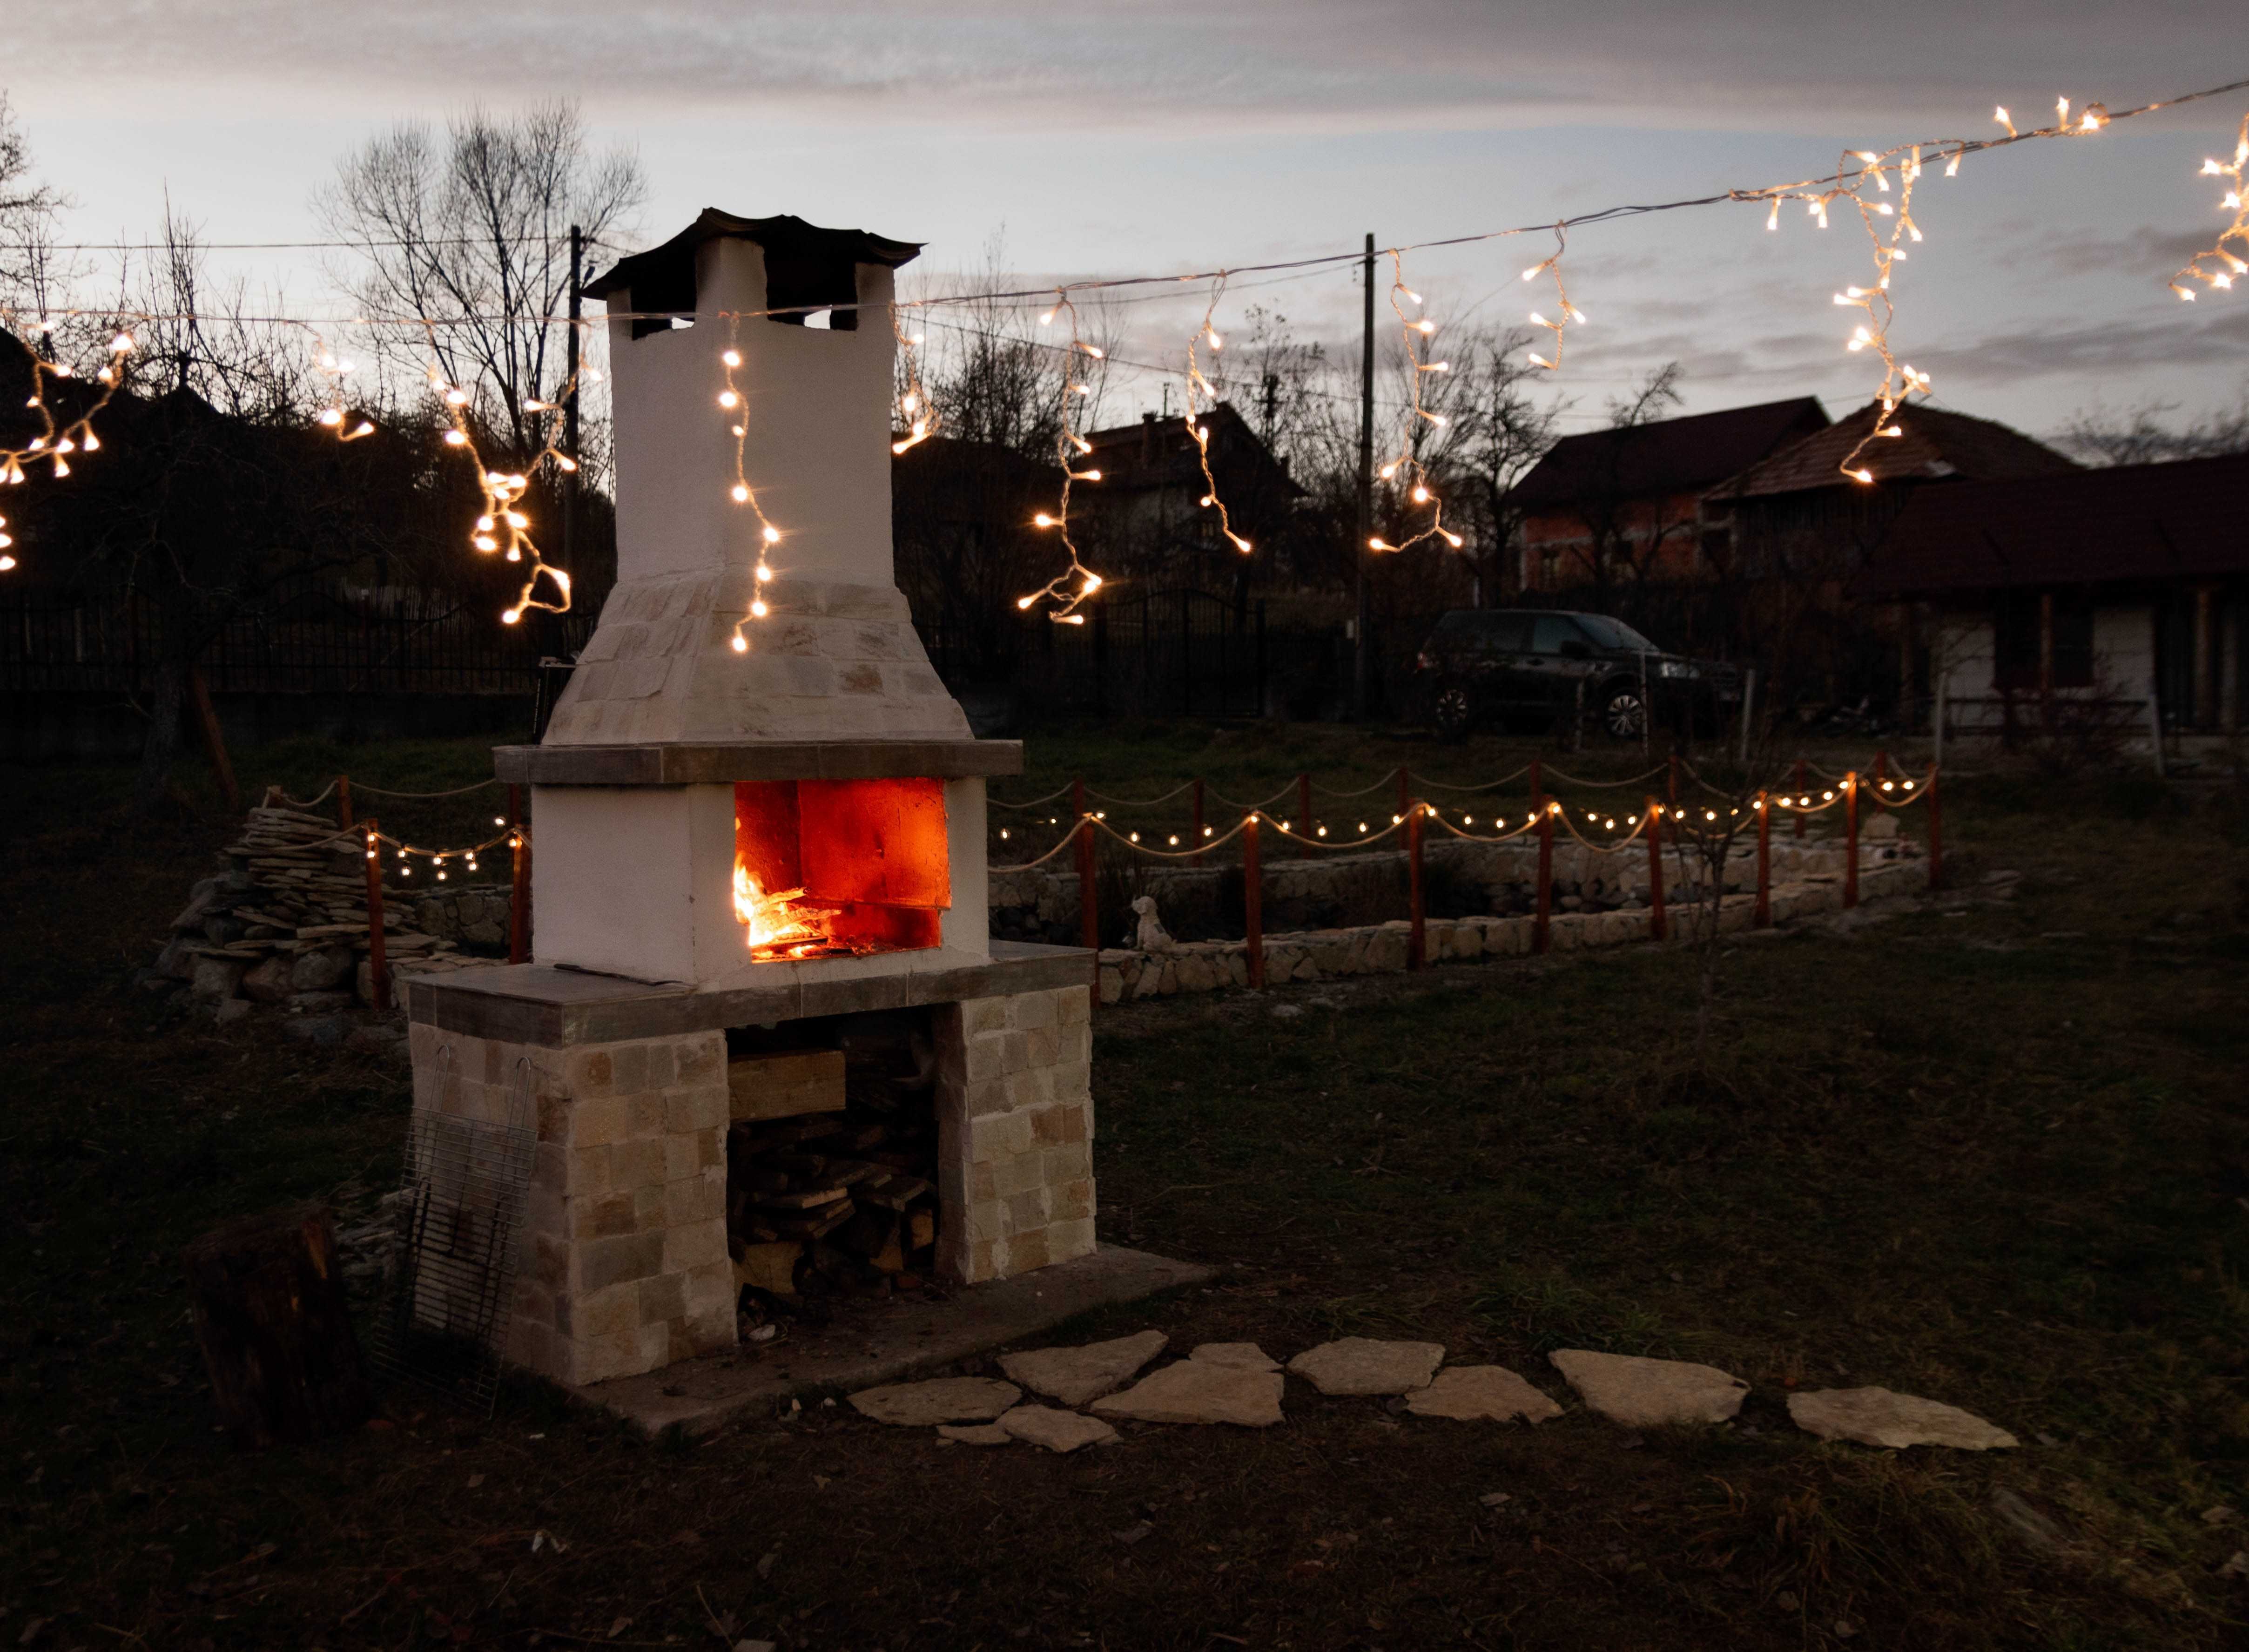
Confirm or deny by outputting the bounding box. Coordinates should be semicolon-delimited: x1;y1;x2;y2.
1708;399;2076;501
1507;396;1829;510
1854;452;2249;599
582;209;921;318
1076;403;1301;497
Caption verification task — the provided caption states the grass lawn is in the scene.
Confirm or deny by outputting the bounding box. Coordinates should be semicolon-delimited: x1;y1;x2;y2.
3;722;2247;1650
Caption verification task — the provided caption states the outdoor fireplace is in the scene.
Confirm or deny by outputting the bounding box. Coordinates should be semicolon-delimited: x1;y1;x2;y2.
402;209;1097;1390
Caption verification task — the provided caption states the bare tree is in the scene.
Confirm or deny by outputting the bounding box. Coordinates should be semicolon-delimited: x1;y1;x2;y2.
0;90;81;333
2053;390;2249;465
317;101;643;460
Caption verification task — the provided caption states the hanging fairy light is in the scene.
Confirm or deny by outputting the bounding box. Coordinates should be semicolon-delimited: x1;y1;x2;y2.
1181;275;1254;557
1365;251;1466;558
1518;224;1588;377
310;337;376;443
424;330;583;627
1015;291;1109;622
2173;113;2249;302
890;311;938;456
0;325;132;573
716;320;784;652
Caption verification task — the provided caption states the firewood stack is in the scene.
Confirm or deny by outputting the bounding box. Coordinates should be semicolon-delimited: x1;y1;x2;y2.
725;1020;943;1308
150;802;479;1010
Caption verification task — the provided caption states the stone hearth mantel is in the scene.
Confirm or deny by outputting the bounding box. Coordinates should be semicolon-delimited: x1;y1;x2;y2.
493;737;1022;787
408;939;1092;1046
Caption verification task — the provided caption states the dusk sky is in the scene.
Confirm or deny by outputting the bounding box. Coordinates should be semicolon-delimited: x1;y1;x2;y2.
10;2;2248;438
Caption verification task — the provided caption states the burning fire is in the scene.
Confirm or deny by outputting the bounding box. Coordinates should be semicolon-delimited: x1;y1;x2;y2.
732;863;829;958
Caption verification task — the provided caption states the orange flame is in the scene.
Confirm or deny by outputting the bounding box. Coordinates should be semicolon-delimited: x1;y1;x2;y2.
732;862;825;957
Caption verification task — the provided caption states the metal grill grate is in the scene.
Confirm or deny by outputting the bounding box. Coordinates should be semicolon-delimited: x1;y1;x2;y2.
368;1052;535;1416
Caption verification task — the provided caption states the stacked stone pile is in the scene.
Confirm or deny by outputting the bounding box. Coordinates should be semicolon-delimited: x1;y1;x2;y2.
148;802;490;1038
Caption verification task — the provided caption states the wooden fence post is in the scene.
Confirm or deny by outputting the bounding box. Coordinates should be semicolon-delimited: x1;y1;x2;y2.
1407;802;1425;968
362;819;390;1016
1843;771;1860;910
1395;766;1411;823
507;784;531;965
336;775;353;829
1793;756;1808;839
187;667;241;814
1926;766;1943;890
1297;771;1313;854
1534;804;1554;956
1666;752;1680;843
1191;777;1205;865
1755;790;1772;928
1243;813;1265;989
1645;797;1667;941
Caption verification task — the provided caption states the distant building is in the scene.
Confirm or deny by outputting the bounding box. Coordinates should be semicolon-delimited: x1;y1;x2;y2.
1067;402;1301;583
1855;452;2247;738
1509;397;1830;591
1703;399;2077;583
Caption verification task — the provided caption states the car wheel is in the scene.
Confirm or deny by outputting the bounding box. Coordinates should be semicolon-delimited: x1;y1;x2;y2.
1601;683;1647;742
1433;682;1476;742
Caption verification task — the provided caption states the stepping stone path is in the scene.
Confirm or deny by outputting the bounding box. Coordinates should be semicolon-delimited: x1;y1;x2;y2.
999;1331;1169;1407
1091;1360;1286;1427
998;1406;1120;1453
1786;1387;2018;1450
1190;1342;1279;1372
1549;1350;1749;1427
1406;1365;1563;1424
1288;1338;1445;1396
935;1422;1013;1446
849;1376;1021;1427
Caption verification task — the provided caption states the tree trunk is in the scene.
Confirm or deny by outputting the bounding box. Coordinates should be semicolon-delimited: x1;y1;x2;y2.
132;648;189;813
183;1204;373;1450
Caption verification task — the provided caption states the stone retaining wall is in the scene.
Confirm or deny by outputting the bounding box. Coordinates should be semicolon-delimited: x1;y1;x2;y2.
994;819;1904;949
1091;853;1927;1005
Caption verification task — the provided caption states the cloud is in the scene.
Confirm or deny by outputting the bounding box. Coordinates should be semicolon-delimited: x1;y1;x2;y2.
20;1;2245;138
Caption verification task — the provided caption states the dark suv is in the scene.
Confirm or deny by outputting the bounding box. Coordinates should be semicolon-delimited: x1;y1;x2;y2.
1414;609;1742;741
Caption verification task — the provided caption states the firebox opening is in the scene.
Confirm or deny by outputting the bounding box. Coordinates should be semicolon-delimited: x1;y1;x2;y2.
733;777;950;961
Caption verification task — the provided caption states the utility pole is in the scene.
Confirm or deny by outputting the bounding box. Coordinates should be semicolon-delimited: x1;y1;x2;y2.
562;223;583;580
1353;232;1374;721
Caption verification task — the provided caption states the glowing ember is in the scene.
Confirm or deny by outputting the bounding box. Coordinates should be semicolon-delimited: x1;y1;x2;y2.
732;863;829;958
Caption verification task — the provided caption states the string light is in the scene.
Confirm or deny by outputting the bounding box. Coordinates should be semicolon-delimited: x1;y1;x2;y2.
1365;251;1467;557
0;324;131;570
1518;225;1587;377
423;338;580;627
716;323;786;651
890;313;938;456
1181;275;1254;557
2174;115;2249;302
311;338;376;443
1016;292;1110;621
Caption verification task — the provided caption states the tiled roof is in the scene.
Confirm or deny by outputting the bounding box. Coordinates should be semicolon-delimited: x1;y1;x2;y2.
1854;452;2249;598
1709;400;2075;500
1507;397;1829;509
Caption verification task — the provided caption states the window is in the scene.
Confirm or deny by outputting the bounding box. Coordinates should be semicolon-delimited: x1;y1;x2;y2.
1994;590;2094;691
1529;615;1582;654
1573;614;1657;653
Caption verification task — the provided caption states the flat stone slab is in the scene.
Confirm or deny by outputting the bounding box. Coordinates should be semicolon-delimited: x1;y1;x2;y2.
935;1422;1013;1446
1191;1342;1279;1372
999;1330;1168;1406
1787;1388;2019;1451
850;1376;1020;1427
1288;1337;1445;1396
999;1405;1120;1453
1550;1349;1749;1428
1091;1361;1286;1427
567;1245;1213;1437
1406;1365;1564;1423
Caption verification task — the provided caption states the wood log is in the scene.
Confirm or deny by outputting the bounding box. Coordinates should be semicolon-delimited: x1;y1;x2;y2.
907;1208;936;1251
727;1048;847;1122
182;1205;371;1449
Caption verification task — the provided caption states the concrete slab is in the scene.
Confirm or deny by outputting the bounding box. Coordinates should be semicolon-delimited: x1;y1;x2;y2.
563;1245;1212;1437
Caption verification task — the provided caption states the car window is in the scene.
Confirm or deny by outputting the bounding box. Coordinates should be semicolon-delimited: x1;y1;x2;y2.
1573;614;1659;653
1473;614;1529;652
1529;615;1582;654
